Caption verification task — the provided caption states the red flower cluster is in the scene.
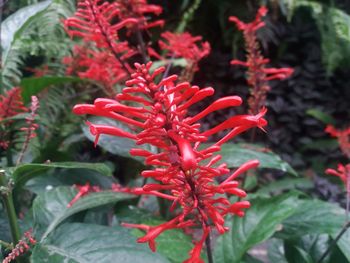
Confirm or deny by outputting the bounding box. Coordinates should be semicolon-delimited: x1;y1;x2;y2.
63;0;163;95
73;62;267;262
0;88;28;149
326;164;350;193
325;125;350;159
229;6;294;114
2;229;36;263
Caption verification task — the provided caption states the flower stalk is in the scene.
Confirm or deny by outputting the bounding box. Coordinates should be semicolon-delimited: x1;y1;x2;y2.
0;170;21;248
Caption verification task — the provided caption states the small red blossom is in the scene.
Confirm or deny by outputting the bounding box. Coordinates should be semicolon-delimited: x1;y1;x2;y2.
229;7;293;114
325;125;350;158
325;163;350;194
67;183;101;207
73;62;267;262
2;229;36;263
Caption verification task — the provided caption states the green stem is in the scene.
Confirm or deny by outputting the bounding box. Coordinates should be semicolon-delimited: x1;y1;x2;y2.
176;0;202;33
0;239;13;250
0;170;21;245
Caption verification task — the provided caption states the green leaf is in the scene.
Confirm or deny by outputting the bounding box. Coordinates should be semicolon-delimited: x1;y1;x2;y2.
204;143;297;176
278;199;346;239
20;76;85;103
82;117;156;161
331;225;350;262
285;234;330;263
253;178;313;197
9;162;113;189
1;0;52;67
31;186;133;241
214;193;300;263
267;239;288;263
31;223;169;263
306;109;335;124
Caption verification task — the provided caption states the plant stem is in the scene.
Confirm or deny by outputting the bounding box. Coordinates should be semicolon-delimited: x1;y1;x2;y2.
205;230;214;263
0;170;21;245
176;0;202;33
0;239;13;250
317;221;350;263
135;26;149;63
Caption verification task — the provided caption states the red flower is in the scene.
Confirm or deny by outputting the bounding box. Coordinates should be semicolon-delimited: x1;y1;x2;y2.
229;6;293;114
0;87;28;150
67;183;101;207
325;125;350;158
325;163;350;194
73;62;267;262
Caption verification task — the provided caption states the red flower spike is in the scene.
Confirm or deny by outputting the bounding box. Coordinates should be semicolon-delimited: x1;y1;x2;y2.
229;7;293;115
73;62;266;261
325;125;350;158
2;229;36;263
325;163;350;194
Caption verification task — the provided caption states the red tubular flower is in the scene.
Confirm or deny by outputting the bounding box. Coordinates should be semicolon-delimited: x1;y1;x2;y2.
325;125;350;159
229;6;294;114
325;163;350;195
67;183;101;207
73;62;267;262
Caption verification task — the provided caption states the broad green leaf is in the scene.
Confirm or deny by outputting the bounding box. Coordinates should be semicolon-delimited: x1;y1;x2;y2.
267;239;288;263
31;186;133;240
285;234;330;263
82;117;156;161
214;193;300;263
20;76;85;103
252;178;313;197
31;223;169;263
306;109;335;125
203;143;297;176
1;0;52;66
294;247;314;263
9;162;112;189
278;199;346;239
331;225;350;262
26;169;115;195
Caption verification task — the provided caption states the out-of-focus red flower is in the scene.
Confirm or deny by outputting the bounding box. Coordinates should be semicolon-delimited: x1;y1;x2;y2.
0;87;28;150
0;87;28;122
325;163;350;194
229;6;293;114
325;125;350;158
73;62;267;262
157;31;211;81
